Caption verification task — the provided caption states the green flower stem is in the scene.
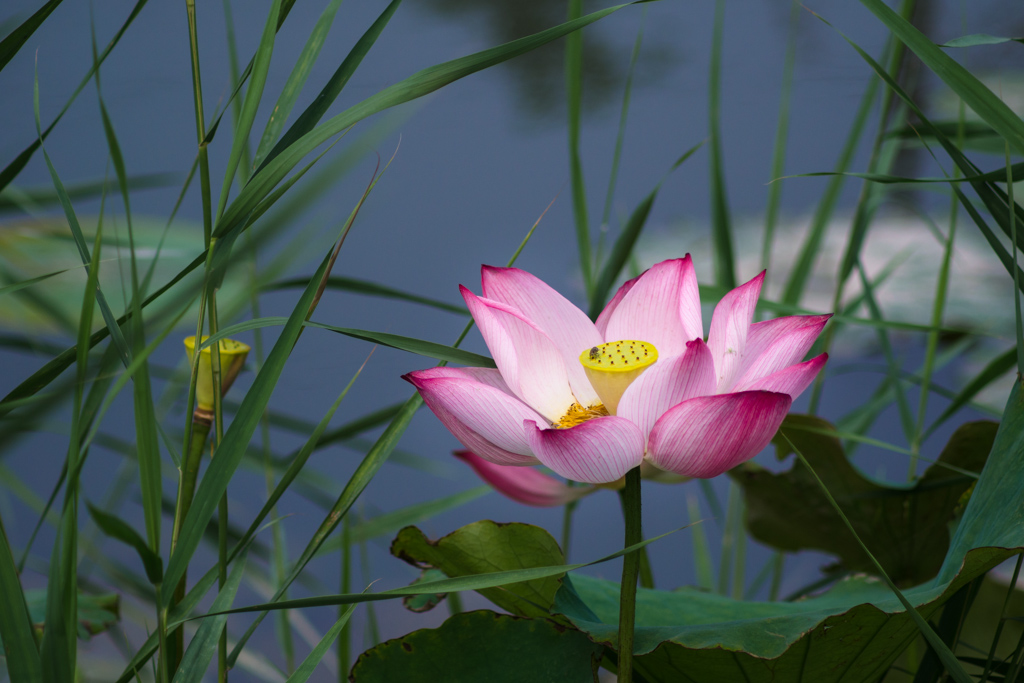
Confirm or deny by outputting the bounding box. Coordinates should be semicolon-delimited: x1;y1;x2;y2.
616;488;654;589
207;290;228;683
167;411;212;673
561;497;578;559
617;466;643;682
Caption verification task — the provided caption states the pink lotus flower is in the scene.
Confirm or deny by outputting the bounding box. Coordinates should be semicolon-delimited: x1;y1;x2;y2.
403;257;828;485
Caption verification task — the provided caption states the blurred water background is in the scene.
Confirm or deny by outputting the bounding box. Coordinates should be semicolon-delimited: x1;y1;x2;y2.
1;0;1020;678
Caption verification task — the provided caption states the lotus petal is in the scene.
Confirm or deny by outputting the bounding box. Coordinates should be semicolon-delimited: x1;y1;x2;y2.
454;450;595;507
403;370;540;466
728;315;830;391
595;273;640;338
617;339;717;441
647;391;791;478
461;287;576;422
481;266;601;405
524;417;645;484
603;257;703;359
707;271;765;390
738;353;828;399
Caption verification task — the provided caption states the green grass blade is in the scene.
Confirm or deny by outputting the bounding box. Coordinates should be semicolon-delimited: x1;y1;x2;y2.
0;267;73;297
90;39;164;553
128;310;162;554
214;1;640;243
588;143;702;318
953;182;1024;291
762;0;800;276
781;65;879;306
229;355;369;568
15;342;121;572
38;200;102;683
252;0;344;171
86;503;162;584
0;0;148;194
200;527;684;620
941;33;1024;48
257;0;402;173
32;75;132;369
707;0;735;290
79;306;190;457
215;0;282;221
566;0;591;295
859;0;1024;156
912;137;963;462
781;162;1024;185
0;173;175;213
1010;148;1024;377
836;29;1024;294
263;275;466;315
221;0;254;187
717;481;739;594
313;487;491;558
828;11;1024;263
225;393;424;665
250;401;404;448
854;262;916;449
171;551;248;682
0;0;63;72
686;493;714;592
204;317;497;368
285;603;357;683
113;560;220;682
0;513;43;682
924;348;1016;440
596;7;646;265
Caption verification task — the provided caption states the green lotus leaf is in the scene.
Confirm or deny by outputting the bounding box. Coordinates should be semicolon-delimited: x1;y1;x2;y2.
731;414;996;586
390;520;564;618
350;610;603;683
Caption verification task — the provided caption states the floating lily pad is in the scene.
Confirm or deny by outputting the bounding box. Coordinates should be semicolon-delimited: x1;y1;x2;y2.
391;520;564;618
350;610;602;683
730;414;997;586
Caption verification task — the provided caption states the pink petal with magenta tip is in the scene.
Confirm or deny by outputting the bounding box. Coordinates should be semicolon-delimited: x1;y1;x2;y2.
454;451;595;507
737;353;827;400
646;391;790;478
405;369;546;456
462;287;576;422
524;416;645;484
603;257;703;359
481;266;602;406
706;271;765;390
729;320;828;391
407;365;514;394
617;338;717;440
744;314;831;365
403;371;540;466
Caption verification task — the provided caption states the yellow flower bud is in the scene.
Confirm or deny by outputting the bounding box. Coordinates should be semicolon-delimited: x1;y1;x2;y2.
183;336;250;412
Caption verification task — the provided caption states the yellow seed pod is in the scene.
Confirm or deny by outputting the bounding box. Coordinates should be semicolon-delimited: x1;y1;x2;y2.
183;336;251;412
578;340;657;415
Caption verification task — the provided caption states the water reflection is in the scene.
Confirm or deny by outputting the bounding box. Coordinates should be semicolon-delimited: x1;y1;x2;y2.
416;0;676;117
